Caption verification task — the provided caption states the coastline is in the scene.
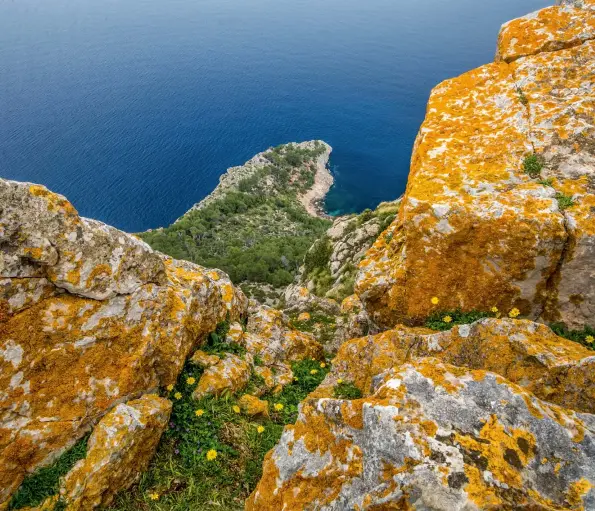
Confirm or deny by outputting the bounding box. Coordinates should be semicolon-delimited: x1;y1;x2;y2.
177;140;333;223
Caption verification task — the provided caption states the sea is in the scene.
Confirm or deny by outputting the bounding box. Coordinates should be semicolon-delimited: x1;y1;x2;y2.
0;0;551;231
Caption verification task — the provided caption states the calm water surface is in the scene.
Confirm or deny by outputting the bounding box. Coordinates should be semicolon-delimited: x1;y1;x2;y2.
0;0;551;231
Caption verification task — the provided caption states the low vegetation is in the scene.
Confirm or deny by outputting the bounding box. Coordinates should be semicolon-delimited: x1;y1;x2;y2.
107;324;331;510
522;154;544;177
555;192;575;210
141;143;330;288
9;437;88;510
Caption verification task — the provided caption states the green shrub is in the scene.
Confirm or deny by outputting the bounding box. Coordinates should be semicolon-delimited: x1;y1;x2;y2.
522;154;544;177
333;381;363;400
555;192;574;211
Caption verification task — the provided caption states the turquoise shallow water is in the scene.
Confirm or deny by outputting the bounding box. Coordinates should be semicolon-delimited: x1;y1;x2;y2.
0;0;551;231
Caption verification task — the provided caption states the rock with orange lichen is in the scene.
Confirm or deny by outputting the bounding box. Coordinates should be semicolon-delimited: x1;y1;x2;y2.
0;178;247;507
60;395;171;510
245;305;324;365
238;394;269;417
316;318;595;414
190;350;221;368
192;354;251;399
355;2;595;330
248;359;595;511
496;3;595;63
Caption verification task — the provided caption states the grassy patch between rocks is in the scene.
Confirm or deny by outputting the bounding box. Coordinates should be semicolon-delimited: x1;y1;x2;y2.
9;437;88;510
108;355;330;510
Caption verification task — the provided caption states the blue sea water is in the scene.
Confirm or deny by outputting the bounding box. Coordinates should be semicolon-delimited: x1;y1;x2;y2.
1;0;551;232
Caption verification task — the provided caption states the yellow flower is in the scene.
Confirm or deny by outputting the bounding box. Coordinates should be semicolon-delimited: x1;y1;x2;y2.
508;308;520;318
257;425;265;434
337;378;343;384
310;369;318;375
148;493;160;501
443;316;452;324
431;297;439;305
166;384;174;392
491;306;499;313
320;362;326;368
232;405;241;414
186;377;196;385
174;392;182;400
195;409;204;417
293;377;299;382
274;403;284;411
586;335;594;343
206;449;218;461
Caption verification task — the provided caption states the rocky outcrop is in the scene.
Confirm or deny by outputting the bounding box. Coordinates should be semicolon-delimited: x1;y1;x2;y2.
61;395;171;510
192;353;251;399
356;1;595;329
248;358;595;510
0;179;247;508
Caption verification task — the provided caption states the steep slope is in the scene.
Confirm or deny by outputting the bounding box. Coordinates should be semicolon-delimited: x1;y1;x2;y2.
140;141;332;293
355;1;595;329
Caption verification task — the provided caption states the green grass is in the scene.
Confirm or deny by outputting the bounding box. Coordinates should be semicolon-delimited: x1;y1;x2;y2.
108;352;330;510
555;192;575;211
537;178;554;187
9;437;88;510
522;154;544;177
333;381;363;400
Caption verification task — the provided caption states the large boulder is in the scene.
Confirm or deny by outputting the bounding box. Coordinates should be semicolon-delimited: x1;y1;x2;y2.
248;359;595;510
355;2;595;330
0;179;247;507
316;318;595;414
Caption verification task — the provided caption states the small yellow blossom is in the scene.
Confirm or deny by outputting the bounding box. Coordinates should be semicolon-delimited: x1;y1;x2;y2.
148;493;160;501
320;362;326;368
586;335;594;343
186;377;196;385
443;316;452;323
232;405;241;414
310;369;318;375
257;425;265;434
509;308;520;318
431;297;439;305
337;378;343;384
293;377;299;382
174;392;182;400
491;306;499;313
274;403;284;411
166;384;174;392
206;449;218;461
195;409;204;417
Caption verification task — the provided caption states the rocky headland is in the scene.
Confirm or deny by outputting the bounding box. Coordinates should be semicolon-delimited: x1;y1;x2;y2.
1;1;595;510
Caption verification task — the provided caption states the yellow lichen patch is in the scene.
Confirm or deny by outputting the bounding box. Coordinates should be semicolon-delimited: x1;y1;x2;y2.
84;264;112;289
496;5;595;63
456;414;536;502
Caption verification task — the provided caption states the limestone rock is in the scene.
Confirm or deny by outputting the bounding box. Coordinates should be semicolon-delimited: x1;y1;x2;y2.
238;394;269;417
248;359;595;510
190;350;221;368
0;179;247;507
317;318;595;414
283;284;340;316
496;3;595;63
355;2;595;329
192;354;251;399
61;395;171;510
245;305;323;365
